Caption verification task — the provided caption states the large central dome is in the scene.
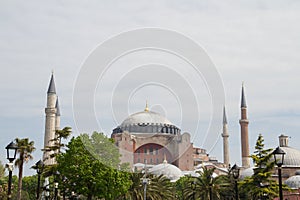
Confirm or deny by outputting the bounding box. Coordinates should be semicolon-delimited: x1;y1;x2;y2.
121;110;172;127
112;105;180;135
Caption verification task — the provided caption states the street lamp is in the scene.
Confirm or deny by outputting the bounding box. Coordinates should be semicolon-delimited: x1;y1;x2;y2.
207;174;213;200
70;183;77;200
142;177;148;200
273;146;285;200
5;141;18;200
61;176;67;200
191;180;196;200
142;161;149;200
231;164;240;200
53;171;60;200
35;160;44;200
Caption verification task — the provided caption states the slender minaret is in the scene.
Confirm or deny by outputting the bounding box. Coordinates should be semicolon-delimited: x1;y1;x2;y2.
43;73;57;165
55;98;61;131
221;106;229;167
239;83;250;168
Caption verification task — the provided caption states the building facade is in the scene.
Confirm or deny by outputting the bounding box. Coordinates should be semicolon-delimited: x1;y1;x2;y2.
111;104;194;171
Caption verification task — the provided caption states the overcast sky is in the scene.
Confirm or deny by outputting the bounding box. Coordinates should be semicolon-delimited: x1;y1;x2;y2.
1;0;300;176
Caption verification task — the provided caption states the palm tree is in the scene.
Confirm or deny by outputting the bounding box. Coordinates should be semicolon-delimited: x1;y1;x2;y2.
55;126;72;153
14;138;35;200
43;127;72;161
123;172;144;200
147;174;174;200
123;173;175;200
184;166;224;200
42;127;71;177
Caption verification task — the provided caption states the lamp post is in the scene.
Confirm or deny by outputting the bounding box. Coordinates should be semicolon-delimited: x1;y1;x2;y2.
209;182;213;200
231;164;240;200
191;180;196;200
142;161;149;200
5;141;18;200
53;171;60;200
273;146;285;200
70;183;77;200
207;174;213;200
142;177;148;200
34;160;44;200
61;176;67;200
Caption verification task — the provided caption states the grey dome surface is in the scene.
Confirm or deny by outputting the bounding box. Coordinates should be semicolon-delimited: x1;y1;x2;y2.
112;110;180;135
285;175;300;189
121;111;172;127
149;162;183;182
280;147;300;167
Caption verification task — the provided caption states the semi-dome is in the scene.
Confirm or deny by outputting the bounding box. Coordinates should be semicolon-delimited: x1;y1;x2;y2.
285;174;300;189
149;161;183;182
112;105;181;135
280;147;300;167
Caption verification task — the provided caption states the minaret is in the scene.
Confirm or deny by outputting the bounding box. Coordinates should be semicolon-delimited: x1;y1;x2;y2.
43;73;57;165
221;106;229;167
55;98;61;131
239;83;250;168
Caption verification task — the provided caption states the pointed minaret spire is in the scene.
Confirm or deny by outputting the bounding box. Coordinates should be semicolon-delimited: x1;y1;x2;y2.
223;106;228;125
144;100;149;112
239;82;250;168
222;106;229;167
241;82;247;108
55;98;61;116
47;73;56;94
55;98;61;131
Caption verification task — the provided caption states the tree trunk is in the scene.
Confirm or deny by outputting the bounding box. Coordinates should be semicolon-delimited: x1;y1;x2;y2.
17;153;24;200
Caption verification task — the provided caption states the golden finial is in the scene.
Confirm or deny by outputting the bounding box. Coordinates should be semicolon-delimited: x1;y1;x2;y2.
144;101;149;112
163;154;167;164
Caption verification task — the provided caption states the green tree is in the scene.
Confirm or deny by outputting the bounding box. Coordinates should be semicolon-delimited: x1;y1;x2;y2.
81;131;121;168
218;167;238;200
240;134;279;199
22;175;39;200
0;175;18;200
57;132;131;200
123;173;174;200
175;175;190;200
123;172;144;200
0;161;5;178
184;167;224;200
42;127;72;177
14;138;35;200
147;174;174;199
0;161;7;198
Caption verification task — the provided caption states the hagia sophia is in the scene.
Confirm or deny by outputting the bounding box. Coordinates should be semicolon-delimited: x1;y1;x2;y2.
43;73;300;191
